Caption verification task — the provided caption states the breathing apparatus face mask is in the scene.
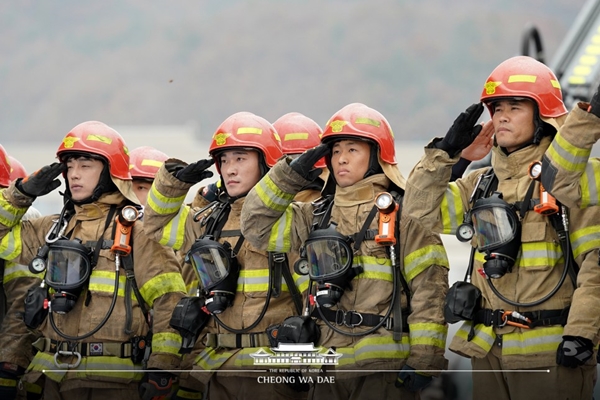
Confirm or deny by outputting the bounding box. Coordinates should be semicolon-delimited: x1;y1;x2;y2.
303;223;357;308
44;239;94;314
187;238;240;314
470;192;521;279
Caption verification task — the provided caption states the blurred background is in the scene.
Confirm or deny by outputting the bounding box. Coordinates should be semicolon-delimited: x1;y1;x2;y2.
2;0;599;398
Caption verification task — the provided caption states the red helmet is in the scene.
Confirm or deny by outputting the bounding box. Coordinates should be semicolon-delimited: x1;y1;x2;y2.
129;146;169;180
208;112;283;174
56;121;131;180
0;145;11;188
480;56;567;118
8;155;27;181
321;103;396;164
274;112;326;168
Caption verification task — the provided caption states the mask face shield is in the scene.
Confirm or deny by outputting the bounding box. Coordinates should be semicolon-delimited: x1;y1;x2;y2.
304;224;353;281
471;193;519;252
45;239;92;291
187;238;236;293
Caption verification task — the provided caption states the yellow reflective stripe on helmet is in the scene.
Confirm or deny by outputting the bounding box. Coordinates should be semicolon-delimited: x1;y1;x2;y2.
502;326;563;356
141;159;163;168
336;335;410;366
255;174;295;213
0;194;28;227
546;132;590;173
354;255;394;282
571;224;600;258
159;206;189;249
139;272;185;307
409;322;448;349
3;261;39;282
455;322;495;353
404;244;449;282
195;347;235;370
284;133;309;141
0;224;21;260
237;127;262;135
440;183;463;235
267;207;293;252
152;332;182;355
237;269;291;292
88;271;131;298
508;74;537;83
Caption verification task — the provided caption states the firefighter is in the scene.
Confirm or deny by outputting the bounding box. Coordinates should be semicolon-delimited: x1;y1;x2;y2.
404;56;600;399
274;112;327;202
0;121;186;400
241;103;450;399
0;148;44;400
129;146;169;207
143;111;307;400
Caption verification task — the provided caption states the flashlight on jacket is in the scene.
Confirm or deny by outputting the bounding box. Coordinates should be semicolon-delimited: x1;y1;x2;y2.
528;161;558;215
111;206;140;256
375;192;399;246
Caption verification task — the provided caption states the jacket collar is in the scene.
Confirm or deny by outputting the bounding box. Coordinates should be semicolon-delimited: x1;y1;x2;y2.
491;136;552;181
333;174;391;207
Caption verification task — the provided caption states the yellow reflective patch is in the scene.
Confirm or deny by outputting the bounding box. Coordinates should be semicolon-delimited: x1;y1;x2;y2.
284;132;309;141
237;127;262;135
86;134;113;145
141;159;163;168
355;117;381;128
550;79;561;89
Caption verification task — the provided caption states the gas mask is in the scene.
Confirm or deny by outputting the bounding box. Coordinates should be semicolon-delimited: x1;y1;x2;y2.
187;238;240;314
300;223;361;308
469;192;521;279
44;239;94;314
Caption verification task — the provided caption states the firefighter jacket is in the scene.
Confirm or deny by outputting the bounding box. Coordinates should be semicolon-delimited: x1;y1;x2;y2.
0;207;43;370
144;161;302;382
0;185;186;385
240;159;450;376
543;103;600;208
404;136;600;369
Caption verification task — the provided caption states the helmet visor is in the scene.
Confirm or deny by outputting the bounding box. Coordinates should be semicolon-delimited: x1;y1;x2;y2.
306;238;352;280
471;206;518;251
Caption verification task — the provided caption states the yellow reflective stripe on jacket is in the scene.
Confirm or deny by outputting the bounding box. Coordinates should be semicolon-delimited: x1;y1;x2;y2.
570;224;600;258
404;244;449;282
294;273;310;293
579;162;600;208
0;224;21;260
267;207;293;253
502;326;563;356
546;132;589;173
195;347;235;370
147;185;187;215
440;183;463;235
355;255;394;282
0;377;16;387
158;206;190;250
139;272;185;307
237;269;291;292
88;271;133;298
255;174;295;213
0;194;27;227
3;261;38;282
152;332;182;355
335;335;410;366
455;322;495;353
409;322;447;349
473;242;562;268
186;280;199;296
28;351;144;382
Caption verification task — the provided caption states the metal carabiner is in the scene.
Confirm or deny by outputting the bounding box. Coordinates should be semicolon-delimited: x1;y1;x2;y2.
502;310;531;329
54;350;82;369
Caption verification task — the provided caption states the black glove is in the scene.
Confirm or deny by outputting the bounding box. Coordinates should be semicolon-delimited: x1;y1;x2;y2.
289;144;330;181
165;159;214;184
139;370;176;400
588;83;600;118
434;103;484;157
556;335;594;368
15;162;64;198
395;365;432;392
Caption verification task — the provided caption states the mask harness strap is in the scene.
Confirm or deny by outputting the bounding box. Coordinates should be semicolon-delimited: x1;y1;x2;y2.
48;205;118;342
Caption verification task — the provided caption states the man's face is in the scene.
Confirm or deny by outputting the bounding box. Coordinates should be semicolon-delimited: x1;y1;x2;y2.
65;156;104;201
219;149;262;198
491;99;536;153
132;179;152;207
330;139;370;188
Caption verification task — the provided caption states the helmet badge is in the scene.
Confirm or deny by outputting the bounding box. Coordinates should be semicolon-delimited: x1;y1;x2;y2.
484;81;502;95
62;136;80;149
329;120;347;133
213;133;231;146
